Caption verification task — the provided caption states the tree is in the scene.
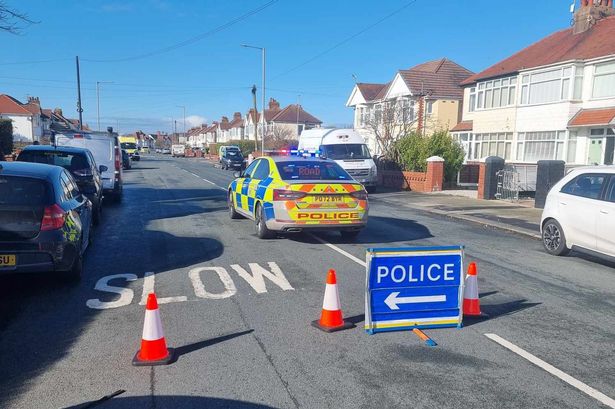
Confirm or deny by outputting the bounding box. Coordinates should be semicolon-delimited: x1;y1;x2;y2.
395;130;465;183
363;99;418;161
0;2;37;34
265;125;297;150
0;119;13;159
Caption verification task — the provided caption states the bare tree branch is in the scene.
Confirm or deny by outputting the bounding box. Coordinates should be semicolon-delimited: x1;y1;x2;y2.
0;2;38;34
363;99;418;160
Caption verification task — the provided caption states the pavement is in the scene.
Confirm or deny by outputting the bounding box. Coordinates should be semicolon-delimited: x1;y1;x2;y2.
373;190;543;239
1;155;614;409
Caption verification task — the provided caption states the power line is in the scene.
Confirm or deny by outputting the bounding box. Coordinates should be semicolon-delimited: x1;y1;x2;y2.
271;0;418;80
82;0;278;63
0;58;72;66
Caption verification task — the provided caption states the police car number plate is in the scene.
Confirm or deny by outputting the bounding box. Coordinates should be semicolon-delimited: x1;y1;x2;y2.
0;255;16;267
314;195;342;203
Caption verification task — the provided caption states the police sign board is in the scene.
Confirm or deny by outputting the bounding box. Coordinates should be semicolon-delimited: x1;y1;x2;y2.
365;246;464;334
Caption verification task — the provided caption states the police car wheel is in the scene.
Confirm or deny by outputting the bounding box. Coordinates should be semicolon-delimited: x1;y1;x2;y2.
255;204;274;239
228;192;242;219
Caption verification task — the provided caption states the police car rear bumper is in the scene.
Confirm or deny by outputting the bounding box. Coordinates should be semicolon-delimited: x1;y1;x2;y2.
266;218;367;232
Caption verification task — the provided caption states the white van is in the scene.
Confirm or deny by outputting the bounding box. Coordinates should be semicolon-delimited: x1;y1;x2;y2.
298;128;378;191
172;144;186;157
55;131;123;202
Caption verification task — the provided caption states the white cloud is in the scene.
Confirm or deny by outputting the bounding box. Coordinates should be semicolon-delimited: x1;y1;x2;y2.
185;115;207;128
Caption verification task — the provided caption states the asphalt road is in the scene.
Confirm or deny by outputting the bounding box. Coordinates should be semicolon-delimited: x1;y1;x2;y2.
1;155;614;409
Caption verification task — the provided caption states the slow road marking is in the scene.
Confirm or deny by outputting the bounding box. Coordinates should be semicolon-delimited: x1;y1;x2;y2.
485;333;615;408
86;262;294;310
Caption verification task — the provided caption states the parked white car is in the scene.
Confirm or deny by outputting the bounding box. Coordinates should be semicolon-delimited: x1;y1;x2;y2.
541;166;615;259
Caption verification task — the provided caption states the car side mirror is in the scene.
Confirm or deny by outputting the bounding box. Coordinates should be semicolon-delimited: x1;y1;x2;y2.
234;171;242;178
99;165;108;173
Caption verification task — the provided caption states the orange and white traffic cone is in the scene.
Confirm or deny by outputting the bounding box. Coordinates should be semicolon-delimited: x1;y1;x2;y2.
311;269;355;332
132;293;175;366
463;262;484;317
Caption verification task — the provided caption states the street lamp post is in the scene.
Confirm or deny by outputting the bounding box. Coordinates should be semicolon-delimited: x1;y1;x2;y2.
96;81;113;132
241;44;265;154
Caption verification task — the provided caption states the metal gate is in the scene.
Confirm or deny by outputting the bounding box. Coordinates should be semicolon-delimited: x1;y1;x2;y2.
495;166;520;201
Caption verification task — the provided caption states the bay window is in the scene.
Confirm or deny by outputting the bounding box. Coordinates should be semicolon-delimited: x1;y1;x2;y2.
516;131;566;162
474;76;517;110
592;61;615;98
520;66;576;105
474;133;512;159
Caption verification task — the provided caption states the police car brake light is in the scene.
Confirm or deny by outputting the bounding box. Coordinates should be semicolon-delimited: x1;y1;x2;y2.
350;190;368;200
273;189;307;201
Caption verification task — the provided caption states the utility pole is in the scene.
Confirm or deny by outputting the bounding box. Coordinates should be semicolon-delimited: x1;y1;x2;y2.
174;120;177;139
251;85;258;151
176;105;186;138
75;56;83;130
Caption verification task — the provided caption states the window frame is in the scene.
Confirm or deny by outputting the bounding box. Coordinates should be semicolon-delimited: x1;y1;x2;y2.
243;160;259;179
474;76;517;110
591;61;615;100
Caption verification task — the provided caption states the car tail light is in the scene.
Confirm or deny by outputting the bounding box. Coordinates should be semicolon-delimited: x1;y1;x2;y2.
41;204;66;231
273;189;307;201
350;190;368;200
114;147;121;171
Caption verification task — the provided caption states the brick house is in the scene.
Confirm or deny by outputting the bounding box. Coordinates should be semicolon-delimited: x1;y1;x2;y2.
346;58;473;155
452;0;615;166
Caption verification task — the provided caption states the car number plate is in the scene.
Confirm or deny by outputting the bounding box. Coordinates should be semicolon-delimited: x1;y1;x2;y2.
0;255;16;267
314;195;343;203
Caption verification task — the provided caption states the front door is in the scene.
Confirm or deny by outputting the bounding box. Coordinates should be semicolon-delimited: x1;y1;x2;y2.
588;138;603;165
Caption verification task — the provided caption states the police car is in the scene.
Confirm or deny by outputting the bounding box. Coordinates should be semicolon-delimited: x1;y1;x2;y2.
228;156;368;239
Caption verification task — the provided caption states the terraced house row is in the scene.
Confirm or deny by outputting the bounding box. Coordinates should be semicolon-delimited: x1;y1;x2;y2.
347;0;615;167
186;98;322;148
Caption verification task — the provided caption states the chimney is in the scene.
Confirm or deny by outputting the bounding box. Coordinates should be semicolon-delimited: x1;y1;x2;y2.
28;96;40;106
573;0;615;34
268;98;280;111
201;123;208;128
233;112;242;120
221;116;229;123
54;108;63;116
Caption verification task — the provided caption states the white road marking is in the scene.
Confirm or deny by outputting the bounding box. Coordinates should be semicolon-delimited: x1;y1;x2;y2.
180;167;227;191
139;271;188;305
307;233;366;267
86;274;137;309
231;262;294;294
485;333;615;408
201;177;227;191
189;266;238;299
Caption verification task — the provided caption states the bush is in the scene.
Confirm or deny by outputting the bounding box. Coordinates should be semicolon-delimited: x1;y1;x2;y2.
0;119;13;159
220;140;259;157
395;130;465;182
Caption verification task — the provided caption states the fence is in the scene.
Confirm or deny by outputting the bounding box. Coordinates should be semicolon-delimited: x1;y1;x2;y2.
495;165;520;201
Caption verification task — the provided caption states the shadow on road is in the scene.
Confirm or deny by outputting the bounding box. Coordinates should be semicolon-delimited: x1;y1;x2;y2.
68;395;278;409
288;215;433;246
172;329;254;362
463;299;542;327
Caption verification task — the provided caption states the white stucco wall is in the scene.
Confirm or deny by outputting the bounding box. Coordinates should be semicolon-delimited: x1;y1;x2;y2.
0;114;33;142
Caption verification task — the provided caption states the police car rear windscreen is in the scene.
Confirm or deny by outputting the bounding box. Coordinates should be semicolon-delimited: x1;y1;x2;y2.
276;161;351;181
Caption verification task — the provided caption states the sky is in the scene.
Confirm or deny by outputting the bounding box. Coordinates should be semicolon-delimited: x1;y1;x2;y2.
0;0;577;134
